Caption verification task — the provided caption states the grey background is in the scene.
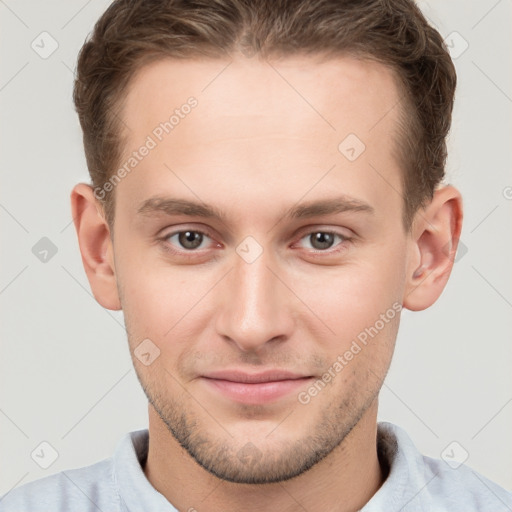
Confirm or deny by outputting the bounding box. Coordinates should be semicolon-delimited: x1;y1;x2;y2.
1;0;511;495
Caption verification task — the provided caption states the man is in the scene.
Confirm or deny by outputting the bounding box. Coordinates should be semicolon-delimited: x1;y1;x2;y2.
1;0;510;510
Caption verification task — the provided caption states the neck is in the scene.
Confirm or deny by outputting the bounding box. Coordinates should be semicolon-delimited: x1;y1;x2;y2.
143;400;385;512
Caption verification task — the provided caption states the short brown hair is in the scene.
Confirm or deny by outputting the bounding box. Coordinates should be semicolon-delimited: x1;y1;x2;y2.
73;0;456;230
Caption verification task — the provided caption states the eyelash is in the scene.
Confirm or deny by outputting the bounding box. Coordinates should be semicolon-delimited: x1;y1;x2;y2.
158;227;352;258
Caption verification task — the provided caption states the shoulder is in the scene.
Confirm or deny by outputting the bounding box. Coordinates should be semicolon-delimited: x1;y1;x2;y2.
421;453;512;511
0;457;120;512
373;422;512;512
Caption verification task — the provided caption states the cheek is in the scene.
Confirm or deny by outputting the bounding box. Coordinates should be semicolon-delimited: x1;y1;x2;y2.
289;250;406;345
117;257;217;346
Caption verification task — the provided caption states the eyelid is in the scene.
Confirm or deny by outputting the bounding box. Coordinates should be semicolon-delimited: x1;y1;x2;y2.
159;222;210;236
294;224;353;238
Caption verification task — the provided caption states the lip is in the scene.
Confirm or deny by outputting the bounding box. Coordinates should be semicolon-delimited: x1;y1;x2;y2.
200;370;314;404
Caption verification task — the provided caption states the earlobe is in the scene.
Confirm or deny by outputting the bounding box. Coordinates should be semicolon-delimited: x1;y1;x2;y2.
403;185;463;312
70;183;121;311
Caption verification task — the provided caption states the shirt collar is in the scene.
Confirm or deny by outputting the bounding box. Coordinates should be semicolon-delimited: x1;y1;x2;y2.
113;428;178;512
361;421;433;512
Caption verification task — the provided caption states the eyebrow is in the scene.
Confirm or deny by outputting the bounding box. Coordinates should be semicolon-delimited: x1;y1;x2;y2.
136;195;375;221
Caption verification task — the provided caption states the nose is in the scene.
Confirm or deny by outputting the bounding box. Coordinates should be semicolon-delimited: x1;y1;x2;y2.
214;246;295;353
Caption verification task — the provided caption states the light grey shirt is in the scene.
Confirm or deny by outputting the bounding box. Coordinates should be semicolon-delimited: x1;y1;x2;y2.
1;421;511;511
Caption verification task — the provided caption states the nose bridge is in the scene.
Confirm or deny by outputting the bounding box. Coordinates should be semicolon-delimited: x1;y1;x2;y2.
215;243;293;351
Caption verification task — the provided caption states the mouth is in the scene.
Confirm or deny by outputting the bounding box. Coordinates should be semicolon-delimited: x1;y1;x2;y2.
200;370;314;405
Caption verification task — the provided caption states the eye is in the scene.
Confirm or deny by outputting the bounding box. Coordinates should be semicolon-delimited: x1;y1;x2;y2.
164;230;212;251
297;231;348;251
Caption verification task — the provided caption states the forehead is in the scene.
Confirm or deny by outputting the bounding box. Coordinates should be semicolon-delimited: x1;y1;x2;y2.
122;54;402;138
116;55;404;227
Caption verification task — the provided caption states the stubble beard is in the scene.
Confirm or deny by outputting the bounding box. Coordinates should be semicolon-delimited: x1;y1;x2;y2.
136;369;380;484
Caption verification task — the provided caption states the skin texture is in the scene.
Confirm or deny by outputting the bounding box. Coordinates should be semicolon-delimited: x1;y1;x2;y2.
71;55;463;512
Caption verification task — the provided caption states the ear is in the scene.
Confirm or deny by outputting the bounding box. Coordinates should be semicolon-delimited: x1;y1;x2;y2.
403;185;463;311
70;183;121;311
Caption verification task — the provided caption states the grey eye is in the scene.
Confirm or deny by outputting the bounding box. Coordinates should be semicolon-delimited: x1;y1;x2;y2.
309;232;335;250
167;231;207;250
299;231;345;251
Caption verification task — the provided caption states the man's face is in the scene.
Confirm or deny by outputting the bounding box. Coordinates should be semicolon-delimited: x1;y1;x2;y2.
112;55;411;483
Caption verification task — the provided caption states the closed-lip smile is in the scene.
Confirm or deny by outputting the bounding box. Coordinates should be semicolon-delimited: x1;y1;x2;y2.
200;369;314;404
